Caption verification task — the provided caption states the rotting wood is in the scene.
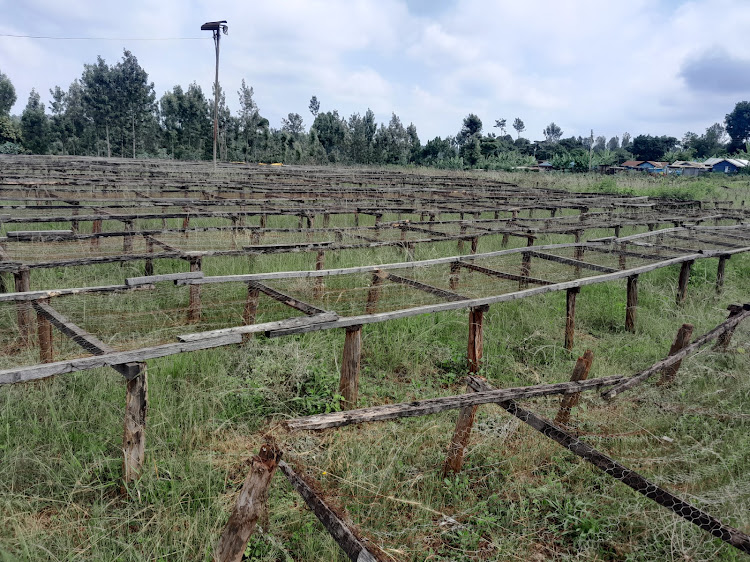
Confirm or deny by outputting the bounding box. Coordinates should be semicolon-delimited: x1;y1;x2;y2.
214;443;283;562
465;376;750;555
248;280;327;315
676;260;693;305
339;325;362;410
278;460;385;562
526;250;618;273
603;305;750;400
564;287;580;351
123;363;147;485
242;285;260;343
459;261;554;286
176;313;339;343
519;251;531;289
626;275;638;333
365;271;384;314
658;324;694;385
285;374;630;431
554;350;593;425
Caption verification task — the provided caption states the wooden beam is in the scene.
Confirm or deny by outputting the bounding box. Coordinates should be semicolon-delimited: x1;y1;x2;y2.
123;363;147;484
278;461;385;562
285;374;630;431
676;260;693;305
176;313;339;343
36;299;54;363
126;271;204;287
14;267;32;346
564;287;579;351
383;271;468;302
526;250;618;273
716;254;730;294
626;275;638;333
603;305;750;400
715;304;746;351
466;376;750;556
458;261;554;286
248;280;327;315
215;444;283;562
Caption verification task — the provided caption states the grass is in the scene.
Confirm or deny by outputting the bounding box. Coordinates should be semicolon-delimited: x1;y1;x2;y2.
1;170;750;560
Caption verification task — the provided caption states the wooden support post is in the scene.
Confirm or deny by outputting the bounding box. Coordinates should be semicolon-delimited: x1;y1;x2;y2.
323;213;330;228
614;224;621;238
501;232;510;247
36;299;53;363
260;214;267;229
71;209;79;233
676;260;693;305
618;243;627;270
648;223;655;231
14;267;32;347
92;218;102;247
625;275;638;333
214;443;282;562
242;285;260;343
182;214;190;236
470;236;478;254
123;220;134;253
554;350;593;425
716;255;730;294
365;272;384;314
458;225;466;252
339;325;362;410
354;212;359;227
123;363;147;485
188;258;202;323
144;237;154;276
449;261;460;291
519;252;531;289
443;305;489;476
429;212;436;222
573;231;583;276
314;250;325;299
406;242;415;262
658;324;694;385
564;287;579;351
715;304;746;351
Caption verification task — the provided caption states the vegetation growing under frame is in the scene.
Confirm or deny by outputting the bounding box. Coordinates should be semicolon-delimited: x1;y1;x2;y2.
0;169;749;561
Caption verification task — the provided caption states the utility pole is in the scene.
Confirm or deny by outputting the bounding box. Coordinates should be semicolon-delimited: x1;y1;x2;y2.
201;20;228;170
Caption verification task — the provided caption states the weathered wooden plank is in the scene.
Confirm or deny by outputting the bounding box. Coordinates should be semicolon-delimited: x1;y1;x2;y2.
278;461;385;562
626;275;638;332
123;364;147;484
31;300;142;378
285;374;630;431
554;350;593;425
215;444;283;562
676;260;693;305
125;271;204;286
526;250;618;273
0;333;243;385
383;271;468;302
458;261;554;286
564;287;579;351
603;305;750;400
247;280;327;315
465;376;750;555
339;325;362;410
176;312;339;342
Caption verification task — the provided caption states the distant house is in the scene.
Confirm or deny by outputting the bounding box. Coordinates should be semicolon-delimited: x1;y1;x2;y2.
620;160;643;169
537;161;554;171
668;161;710;176
704;158;749;173
637;161;669;173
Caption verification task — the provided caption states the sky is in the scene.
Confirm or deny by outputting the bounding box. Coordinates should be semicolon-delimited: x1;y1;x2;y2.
1;0;749;144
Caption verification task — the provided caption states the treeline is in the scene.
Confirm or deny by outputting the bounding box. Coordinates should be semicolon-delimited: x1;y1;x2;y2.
1;49;749;170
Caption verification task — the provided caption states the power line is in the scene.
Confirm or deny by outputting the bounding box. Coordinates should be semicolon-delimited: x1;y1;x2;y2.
0;33;205;41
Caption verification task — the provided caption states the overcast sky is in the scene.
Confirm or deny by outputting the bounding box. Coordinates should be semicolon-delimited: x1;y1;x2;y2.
1;0;749;144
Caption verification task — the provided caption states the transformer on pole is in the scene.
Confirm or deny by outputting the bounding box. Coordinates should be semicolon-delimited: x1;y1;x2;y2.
201;20;228;170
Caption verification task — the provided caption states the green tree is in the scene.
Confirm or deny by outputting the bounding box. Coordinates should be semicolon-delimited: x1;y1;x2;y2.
82;56;115;156
238;80;269;162
311;110;347;161
347;109;376;163
309;95;320;118
0;70;16;115
458;114;482;145
725;102;750;153
21;89;50;153
114;50;156;157
281;113;305;136
606;136;619;151
494;118;506;135
543;122;563;143
631;134;677;161
512;117;525;139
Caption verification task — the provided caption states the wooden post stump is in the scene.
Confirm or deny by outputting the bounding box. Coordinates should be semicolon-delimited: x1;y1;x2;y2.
676;260;693;305
554;350;593;425
470;237;478;254
14;267;33;347
626;275;638;333
339;325;362;410
365;271;384;314
92;219;102;247
36;299;53;363
443;305;489;476
658;324;694;385
188;258;202;323
501;232;510;247
242;284;260;343
565;287;580;351
519;252;531;289
123;363;148;485
716;255;730;294
314;250;325;299
144;236;154;276
715;304;746;351
214;443;282;562
123;220;134;253
449;262;461;291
